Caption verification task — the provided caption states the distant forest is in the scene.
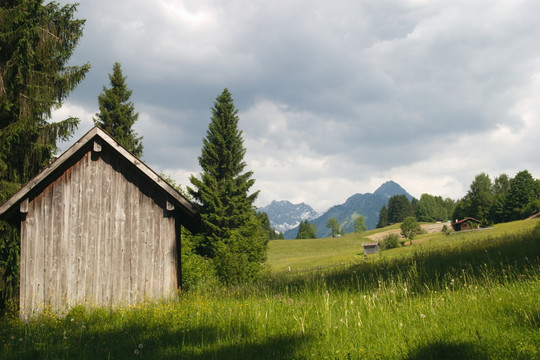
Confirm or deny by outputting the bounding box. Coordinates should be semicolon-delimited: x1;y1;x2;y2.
377;170;540;228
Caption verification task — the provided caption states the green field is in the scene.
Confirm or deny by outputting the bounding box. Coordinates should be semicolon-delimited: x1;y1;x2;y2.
1;219;539;359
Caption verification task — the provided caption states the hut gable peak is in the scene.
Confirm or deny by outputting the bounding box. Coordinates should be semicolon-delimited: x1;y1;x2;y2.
0;126;199;231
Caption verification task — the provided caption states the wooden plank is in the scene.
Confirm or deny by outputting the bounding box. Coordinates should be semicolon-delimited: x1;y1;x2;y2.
67;156;82;309
93;140;102;153
111;156;124;305
149;202;159;297
19;202;29;317
138;190;149;301
60;170;71;310
85;154;98;304
78;154;90;304
101;152;113;306
50;175;63;310
20;198;28;214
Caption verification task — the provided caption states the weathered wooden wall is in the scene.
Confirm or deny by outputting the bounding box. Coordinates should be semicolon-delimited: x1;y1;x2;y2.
20;148;178;317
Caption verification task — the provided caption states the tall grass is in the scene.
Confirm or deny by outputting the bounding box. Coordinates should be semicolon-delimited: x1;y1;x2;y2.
1;220;539;359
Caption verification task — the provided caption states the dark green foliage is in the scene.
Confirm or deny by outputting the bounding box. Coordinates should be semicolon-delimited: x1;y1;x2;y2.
213;215;268;284
0;0;89;198
158;173;219;290
388;194;414;223
94;62;143;157
381;233;399;250
453;170;539;226
490;174;510;223
296;220;317;239
326;217;340;237
0;220;19;311
400;216;421;244
180;230;219;291
188;89;266;283
442;224;450;235
468;173;494;225
0;0;88;311
377;205;389;228
257;212;283;240
506;170;537;220
415;193;450;222
354;215;367;233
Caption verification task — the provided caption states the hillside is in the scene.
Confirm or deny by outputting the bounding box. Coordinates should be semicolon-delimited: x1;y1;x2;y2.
269;218;539;273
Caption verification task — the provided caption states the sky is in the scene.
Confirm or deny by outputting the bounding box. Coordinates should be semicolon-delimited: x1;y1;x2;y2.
52;0;540;214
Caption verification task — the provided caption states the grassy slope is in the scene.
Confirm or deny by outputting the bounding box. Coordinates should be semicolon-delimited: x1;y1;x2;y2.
268;220;537;272
268;224;402;272
1;219;539;359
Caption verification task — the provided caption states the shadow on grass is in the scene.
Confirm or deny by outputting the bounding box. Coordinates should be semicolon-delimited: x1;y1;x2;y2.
264;225;540;295
0;319;308;360
404;340;488;360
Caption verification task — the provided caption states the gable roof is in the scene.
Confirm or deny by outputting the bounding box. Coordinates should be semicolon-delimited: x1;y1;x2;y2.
452;217;481;225
0;126;200;231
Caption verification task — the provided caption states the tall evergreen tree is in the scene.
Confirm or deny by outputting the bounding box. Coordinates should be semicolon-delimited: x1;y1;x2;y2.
387;194;414;223
296;220;317;239
94;62;143;156
0;0;90;201
377;205;389;228
0;0;89;311
188;89;266;283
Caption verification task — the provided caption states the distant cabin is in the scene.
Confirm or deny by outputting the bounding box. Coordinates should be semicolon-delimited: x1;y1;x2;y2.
451;217;481;232
0;127;200;317
362;241;380;255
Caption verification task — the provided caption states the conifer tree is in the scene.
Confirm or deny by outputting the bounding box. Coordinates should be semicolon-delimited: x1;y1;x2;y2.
377;205;389;228
0;0;90;201
0;0;89;310
94;62;143;157
296;220;317;239
188;89;266;283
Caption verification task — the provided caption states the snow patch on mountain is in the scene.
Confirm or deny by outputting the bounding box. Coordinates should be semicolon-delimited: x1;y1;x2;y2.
258;200;319;234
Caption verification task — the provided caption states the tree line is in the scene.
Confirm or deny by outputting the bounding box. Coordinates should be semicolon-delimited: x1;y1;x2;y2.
452;171;540;226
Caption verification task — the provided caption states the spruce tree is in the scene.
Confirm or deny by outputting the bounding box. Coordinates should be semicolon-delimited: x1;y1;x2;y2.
0;0;90;201
377;205;389;228
94;62;143;157
296;220;317;239
0;0;89;310
188;89;266;283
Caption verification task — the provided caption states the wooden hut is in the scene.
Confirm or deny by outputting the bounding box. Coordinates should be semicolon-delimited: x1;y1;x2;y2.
451;217;481;231
361;241;380;255
0;127;200;317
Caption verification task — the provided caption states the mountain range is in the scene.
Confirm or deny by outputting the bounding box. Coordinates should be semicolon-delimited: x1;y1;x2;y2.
259;181;413;239
257;200;319;234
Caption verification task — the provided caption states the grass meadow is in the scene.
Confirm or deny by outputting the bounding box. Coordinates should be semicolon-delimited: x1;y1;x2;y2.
1;219;539;359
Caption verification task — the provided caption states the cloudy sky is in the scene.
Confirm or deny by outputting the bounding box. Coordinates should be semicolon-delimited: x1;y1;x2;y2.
53;0;540;213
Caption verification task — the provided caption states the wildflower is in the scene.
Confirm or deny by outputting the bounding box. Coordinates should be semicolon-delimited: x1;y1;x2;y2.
138;344;143;349
420;313;426;319
134;349;140;355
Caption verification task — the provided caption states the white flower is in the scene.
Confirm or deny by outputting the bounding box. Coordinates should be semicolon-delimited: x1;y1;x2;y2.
138;344;144;349
420;313;426;319
134;349;140;355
